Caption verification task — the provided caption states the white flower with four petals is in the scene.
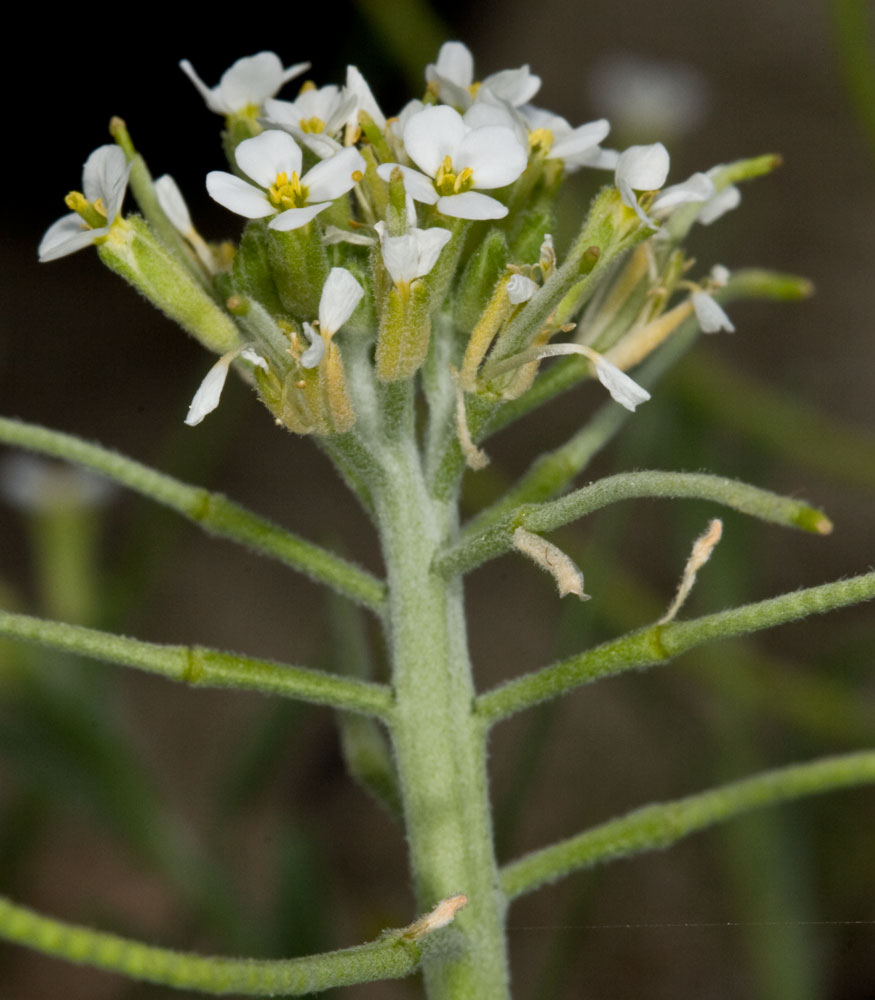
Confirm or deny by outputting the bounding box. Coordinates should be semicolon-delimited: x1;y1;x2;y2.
38;146;131;262
377;105;527;220
206;130;366;231
180;52;309;116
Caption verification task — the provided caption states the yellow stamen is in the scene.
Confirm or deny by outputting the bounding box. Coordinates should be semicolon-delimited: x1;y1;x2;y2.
299;115;325;134
434;155;475;196
269;171;306;210
528;127;554;154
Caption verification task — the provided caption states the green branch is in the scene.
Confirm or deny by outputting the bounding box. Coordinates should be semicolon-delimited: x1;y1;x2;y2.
477;570;875;724
0;893;424;995
0;609;394;719
501;750;875;900
0;417;386;614
438;471;831;579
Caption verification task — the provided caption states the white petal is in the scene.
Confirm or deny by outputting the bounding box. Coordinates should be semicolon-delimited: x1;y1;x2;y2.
652;171;714;214
431;41;474;88
179;59;222;113
436;191;508;220
280;61;311;86
567;146;619;171
206;171;274;218
710;264;730;286
594;357;651;411
479;66;541;107
615;143;670;192
319;267;365;336
413;227;453;278
185;354;234;426
455;126;528;188
464;99;529;149
692;292;735;333
219;52;284;111
239;348;269;370
403;105;468;177
697;184;741;225
303;147;366;202
300;322;326;368
235;129;302;188
346;65;386;129
379;226;451;284
380;232;419;284
155;174;192;234
376;163;439;204
322;224;376;246
549;119;610;160
506;274;539;304
38;214;102;261
82;145;130;219
268;202;331;230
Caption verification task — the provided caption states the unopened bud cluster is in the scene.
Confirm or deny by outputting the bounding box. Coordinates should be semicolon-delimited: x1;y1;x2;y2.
40;44;765;450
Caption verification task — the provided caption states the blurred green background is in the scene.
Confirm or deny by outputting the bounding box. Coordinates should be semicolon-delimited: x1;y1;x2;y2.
1;0;873;997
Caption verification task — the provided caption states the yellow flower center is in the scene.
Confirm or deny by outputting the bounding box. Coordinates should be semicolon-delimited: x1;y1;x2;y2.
299;115;326;134
434;155;474;196
269;172;308;210
528;128;554;155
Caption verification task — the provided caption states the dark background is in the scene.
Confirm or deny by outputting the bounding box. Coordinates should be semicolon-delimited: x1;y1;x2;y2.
1;1;873;997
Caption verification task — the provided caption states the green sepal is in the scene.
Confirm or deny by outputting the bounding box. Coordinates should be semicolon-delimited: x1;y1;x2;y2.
453;228;509;334
386;168;410;236
375;282;431;381
267;223;329;319
508;202;556;266
97;216;241;354
232;221;285;317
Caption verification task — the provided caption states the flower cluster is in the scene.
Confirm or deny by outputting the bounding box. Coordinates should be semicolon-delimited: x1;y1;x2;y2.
40;42;756;447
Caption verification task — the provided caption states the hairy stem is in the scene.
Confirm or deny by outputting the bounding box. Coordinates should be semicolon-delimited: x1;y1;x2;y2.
477;570;875;724
501;750;875;899
0;893;425;995
438;470;831;579
0;417;386;614
0;609;393;718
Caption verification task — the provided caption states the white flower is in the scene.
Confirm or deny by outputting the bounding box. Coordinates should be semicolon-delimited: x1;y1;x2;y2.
263;85;357;158
377;105;527;220
185;348;268;426
39;146;131;262
299;268;365;369
373;222;452;284
521;106;612;172
426;41;541;110
614;142;670;223
506;274;539;304
180;52;309;116
206;130;366;231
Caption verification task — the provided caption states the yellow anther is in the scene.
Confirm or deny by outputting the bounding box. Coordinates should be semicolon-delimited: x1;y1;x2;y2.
453;166;474;193
351;169;364;183
299;80;317;93
269;171;305;210
300;115;325;134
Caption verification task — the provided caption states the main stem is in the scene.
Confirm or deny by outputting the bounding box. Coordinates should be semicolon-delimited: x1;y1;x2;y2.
373;433;510;999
